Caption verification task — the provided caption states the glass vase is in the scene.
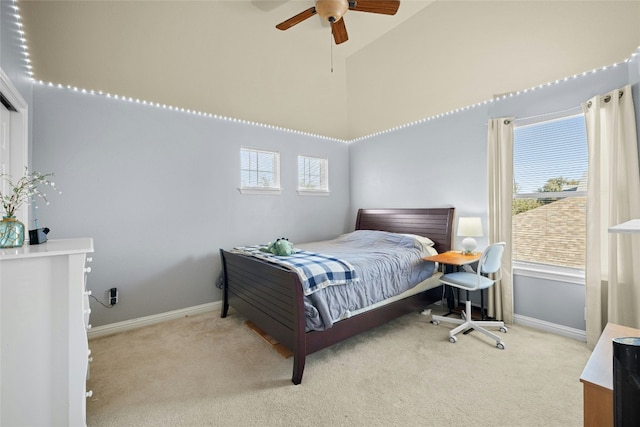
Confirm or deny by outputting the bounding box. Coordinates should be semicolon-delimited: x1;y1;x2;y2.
0;216;25;248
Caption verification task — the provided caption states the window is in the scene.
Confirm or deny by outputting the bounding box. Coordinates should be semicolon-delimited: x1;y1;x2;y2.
297;155;329;195
512;114;588;271
240;148;280;194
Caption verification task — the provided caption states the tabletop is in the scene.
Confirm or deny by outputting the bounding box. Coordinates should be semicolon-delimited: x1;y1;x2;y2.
422;250;481;266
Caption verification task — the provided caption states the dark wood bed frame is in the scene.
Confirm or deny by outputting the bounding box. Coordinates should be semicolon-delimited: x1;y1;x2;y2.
220;207;455;384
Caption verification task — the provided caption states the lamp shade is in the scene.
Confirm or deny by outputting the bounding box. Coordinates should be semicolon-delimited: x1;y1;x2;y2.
457;217;483;237
458;217;483;254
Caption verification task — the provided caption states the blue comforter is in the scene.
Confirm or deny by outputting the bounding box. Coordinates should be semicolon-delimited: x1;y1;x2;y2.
295;230;437;331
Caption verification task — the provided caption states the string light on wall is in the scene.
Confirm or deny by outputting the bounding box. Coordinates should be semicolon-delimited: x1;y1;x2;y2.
350;44;640;143
10;0;33;80
12;1;345;144
31;79;347;143
9;2;640;146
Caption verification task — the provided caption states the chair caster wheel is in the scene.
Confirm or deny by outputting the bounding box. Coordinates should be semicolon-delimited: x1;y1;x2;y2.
496;342;505;350
449;336;457;344
431;319;439;326
499;326;508;333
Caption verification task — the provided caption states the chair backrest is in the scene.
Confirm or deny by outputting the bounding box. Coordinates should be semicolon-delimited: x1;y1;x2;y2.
478;242;506;278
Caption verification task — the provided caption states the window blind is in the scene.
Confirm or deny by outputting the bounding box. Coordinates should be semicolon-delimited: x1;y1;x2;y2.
514;114;588;197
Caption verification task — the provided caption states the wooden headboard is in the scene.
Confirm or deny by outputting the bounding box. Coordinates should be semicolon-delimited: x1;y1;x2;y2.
355;208;455;254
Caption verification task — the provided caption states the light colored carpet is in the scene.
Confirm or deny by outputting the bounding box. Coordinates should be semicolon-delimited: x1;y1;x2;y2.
87;306;591;427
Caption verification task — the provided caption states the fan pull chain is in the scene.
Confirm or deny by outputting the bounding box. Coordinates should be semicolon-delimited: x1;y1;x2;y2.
330;30;334;73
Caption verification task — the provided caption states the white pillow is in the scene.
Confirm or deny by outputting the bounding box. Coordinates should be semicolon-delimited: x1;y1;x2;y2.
400;233;437;256
423;245;438;256
400;233;435;247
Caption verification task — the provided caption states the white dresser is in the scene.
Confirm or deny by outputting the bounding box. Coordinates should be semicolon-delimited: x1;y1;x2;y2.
0;238;94;427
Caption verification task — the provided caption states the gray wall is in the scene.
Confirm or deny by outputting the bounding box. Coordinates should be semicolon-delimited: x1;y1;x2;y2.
349;61;634;332
26;50;640;331
31;86;350;327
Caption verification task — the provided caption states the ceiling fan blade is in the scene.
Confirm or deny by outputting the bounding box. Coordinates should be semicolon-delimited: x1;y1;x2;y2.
348;0;400;15
331;18;349;44
276;7;317;30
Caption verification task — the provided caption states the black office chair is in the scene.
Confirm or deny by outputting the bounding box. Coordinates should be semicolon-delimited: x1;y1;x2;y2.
431;242;508;349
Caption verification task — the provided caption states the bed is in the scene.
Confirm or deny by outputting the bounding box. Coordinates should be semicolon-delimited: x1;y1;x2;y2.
219;207;455;384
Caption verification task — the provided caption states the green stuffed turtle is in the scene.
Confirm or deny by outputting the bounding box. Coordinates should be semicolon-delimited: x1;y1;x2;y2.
260;237;295;256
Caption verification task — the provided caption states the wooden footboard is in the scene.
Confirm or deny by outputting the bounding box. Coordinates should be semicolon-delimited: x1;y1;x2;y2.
220;249;308;384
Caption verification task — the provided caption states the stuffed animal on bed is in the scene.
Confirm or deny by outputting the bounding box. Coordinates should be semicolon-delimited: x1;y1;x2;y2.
260;238;296;256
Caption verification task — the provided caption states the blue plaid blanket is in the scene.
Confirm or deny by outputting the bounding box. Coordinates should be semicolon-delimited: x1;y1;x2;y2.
232;245;359;296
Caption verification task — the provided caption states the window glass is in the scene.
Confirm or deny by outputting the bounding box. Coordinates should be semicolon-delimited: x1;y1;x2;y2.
298;155;328;192
512;114;587;269
240;148;280;190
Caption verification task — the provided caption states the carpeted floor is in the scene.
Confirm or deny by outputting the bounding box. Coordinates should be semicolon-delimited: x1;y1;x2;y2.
86;306;591;426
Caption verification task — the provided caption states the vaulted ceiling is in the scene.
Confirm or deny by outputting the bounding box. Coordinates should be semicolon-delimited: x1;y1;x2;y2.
19;1;640;140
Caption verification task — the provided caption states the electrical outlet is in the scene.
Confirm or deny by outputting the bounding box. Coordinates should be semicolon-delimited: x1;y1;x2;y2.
109;287;118;305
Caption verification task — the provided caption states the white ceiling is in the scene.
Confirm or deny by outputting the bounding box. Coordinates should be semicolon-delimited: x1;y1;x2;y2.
19;0;640;140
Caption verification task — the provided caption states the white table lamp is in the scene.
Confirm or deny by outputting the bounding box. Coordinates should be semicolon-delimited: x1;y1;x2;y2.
458;217;483;254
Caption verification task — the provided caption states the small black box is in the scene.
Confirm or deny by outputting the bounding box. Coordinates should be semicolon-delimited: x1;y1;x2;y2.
29;227;50;245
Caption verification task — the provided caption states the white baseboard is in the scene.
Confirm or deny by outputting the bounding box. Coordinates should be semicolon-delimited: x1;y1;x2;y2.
88;302;586;343
514;314;586;342
88;301;221;340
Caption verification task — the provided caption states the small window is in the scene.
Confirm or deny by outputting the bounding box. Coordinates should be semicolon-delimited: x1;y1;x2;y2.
512;114;587;270
298;155;329;195
240;148;280;194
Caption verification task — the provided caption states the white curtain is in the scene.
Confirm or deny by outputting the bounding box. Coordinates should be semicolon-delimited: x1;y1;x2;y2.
582;84;640;348
487;118;515;324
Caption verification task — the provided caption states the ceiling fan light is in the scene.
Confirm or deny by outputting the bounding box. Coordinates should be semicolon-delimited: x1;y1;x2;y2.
315;0;348;23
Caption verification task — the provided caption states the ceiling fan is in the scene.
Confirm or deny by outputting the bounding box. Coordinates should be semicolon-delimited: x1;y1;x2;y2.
276;0;401;45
